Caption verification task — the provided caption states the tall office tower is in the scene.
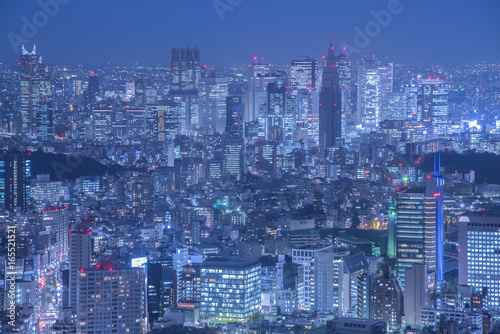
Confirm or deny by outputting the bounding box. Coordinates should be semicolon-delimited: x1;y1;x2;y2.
19;45;52;137
404;263;429;329
405;81;418;120
170;45;201;91
245;57;272;122
357;59;393;129
225;96;244;137
458;213;500;309
396;172;443;285
386;92;408;120
424;161;445;281
129;175;155;221
396;191;425;285
35;96;54;140
289;56;318;96
168;90;199;129
292;245;349;312
259;82;287;140
336;53;352;137
0;153;31;212
417;78;449;137
378;63;394;120
91;109;114;142
68;227;91;308
147;101;185;141
134;77;157;105
126;108;147;139
222;137;244;180
369;270;403;331
200;258;261;323
77;266;146;334
319;41;342;156
42;206;69;263
199;76;229;133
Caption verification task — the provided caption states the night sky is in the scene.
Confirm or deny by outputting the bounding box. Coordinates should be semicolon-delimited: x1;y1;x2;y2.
0;0;499;66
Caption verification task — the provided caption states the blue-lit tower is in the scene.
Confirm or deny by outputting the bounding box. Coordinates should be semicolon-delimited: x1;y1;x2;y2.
424;153;444;281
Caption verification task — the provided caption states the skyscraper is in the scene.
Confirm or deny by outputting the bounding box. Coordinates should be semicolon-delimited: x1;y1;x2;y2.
0;153;31;212
199;76;229;133
19;45;52;137
396;170;443;285
35;96;54;141
396;190;425;285
225;96;244;138
170;46;201;91
417;78;449;137
289;56;318;96
336;52;352;138
357;59;393;129
68;226;91;308
245;57;272;122
319;41;342;156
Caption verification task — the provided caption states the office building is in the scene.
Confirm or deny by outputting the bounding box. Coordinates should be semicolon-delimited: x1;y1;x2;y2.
200;258;261;323
171;46;201;91
225;96;244;137
199;76;229;133
326;317;387;334
417;78;449;137
404;264;429;329
0;153;31;212
222;137;244;180
357;59;393;129
289;56;318;96
319;41;342;155
458;213;500;309
68;226;91;308
76;265;146;334
19;45;52;137
245;57;272;122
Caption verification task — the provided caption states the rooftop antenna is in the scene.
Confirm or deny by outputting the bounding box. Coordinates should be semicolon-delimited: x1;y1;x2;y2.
329;32;333;49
